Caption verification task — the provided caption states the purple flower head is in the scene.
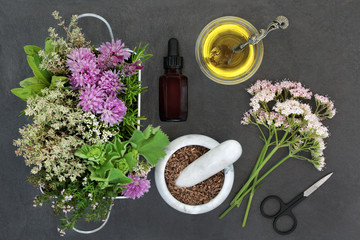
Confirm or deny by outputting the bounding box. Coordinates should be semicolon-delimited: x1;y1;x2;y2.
79;86;105;114
98;70;124;95
122;60;144;77
101;95;127;126
67;48;100;88
98;40;131;69
122;174;150;199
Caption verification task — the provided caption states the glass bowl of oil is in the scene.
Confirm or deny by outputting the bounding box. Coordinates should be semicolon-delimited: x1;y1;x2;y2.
195;16;264;85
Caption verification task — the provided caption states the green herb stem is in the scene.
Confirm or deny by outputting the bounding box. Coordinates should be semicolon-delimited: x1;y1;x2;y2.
220;140;297;220
230;141;270;206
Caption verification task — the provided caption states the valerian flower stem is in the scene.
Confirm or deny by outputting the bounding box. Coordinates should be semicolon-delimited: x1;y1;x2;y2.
220;79;335;227
219;151;295;220
242;132;272;226
220;127;295;221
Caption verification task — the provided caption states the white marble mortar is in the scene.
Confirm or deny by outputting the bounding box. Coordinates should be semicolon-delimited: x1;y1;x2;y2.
155;134;235;214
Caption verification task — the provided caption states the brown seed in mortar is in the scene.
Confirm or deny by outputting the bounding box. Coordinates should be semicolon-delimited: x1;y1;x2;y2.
165;145;225;205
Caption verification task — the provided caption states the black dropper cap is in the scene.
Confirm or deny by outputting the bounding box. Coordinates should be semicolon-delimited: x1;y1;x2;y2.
164;38;183;69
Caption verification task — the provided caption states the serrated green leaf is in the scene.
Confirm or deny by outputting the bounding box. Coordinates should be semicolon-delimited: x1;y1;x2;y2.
108;168;132;185
130;125;169;166
44;37;54;54
106;152;120;162
95;159;114;179
114;137;128;156
142;125;160;139
124;152;137;170
128;130;145;147
105;143;112;154
142;126;152;139
24;45;42;56
27;55;51;82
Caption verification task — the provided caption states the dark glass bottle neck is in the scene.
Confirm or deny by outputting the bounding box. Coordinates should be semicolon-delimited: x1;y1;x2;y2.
165;68;182;74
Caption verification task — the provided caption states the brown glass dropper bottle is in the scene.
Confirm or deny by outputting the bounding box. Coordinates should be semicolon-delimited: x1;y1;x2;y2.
159;38;188;122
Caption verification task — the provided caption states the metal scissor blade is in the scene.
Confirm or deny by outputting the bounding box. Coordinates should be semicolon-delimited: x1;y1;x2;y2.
303;172;333;197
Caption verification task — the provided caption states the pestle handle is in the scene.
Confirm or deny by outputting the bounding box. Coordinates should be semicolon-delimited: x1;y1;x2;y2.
175;140;242;187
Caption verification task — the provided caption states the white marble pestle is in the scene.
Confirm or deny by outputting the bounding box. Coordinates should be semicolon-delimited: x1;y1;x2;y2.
175;140;242;187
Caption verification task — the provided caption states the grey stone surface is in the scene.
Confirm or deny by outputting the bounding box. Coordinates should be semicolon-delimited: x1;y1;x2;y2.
1;0;359;239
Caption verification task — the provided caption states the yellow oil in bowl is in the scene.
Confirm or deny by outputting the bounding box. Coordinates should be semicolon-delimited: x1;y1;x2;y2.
195;17;264;85
202;23;255;79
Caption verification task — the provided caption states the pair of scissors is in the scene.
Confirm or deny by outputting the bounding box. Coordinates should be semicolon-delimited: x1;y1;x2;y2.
260;172;333;235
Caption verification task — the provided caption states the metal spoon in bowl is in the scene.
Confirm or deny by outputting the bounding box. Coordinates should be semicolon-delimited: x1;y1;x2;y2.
227;16;289;65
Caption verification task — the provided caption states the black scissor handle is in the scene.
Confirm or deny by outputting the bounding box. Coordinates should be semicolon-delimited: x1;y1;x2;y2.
260;195;286;218
261;193;305;235
273;210;297;235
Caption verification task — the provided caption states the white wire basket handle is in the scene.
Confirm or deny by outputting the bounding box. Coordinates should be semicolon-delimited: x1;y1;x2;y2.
63;12;142;235
66;13;118;235
65;196;127;234
68;13;115;42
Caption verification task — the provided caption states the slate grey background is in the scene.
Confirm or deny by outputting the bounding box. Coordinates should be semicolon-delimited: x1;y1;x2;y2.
1;0;359;239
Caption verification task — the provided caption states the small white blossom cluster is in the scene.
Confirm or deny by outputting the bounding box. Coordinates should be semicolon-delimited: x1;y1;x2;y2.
51;191;75;214
91;202;99;210
241;109;289;128
57;227;66;236
242;80;336;171
274;100;307;116
314;94;336;119
87;193;99;210
55;203;74;213
275;80;312;99
133;161;153;177
248;80;278;111
247;80;313;111
82;177;87;186
302;113;329;138
32;200;43;207
311;138;326;170
15;88;87;182
81;112;117;144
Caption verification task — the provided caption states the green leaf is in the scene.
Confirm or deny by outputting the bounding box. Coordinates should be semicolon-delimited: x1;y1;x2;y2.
26;83;47;94
114;158;129;173
19;77;41;87
27;55;51;82
75;148;88;159
124;151;137;170
114;137;128;156
11;88;33;101
74;144;105;163
95;159;114;179
49;76;67;89
24;45;42;56
132;43;152;63
129;125;169;166
105;143;112;154
142;125;160;139
17;77;48;99
44;38;54;54
106;152;120;162
108;168;132;185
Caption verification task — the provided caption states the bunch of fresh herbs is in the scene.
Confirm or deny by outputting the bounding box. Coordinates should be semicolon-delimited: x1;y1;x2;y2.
12;11;169;235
